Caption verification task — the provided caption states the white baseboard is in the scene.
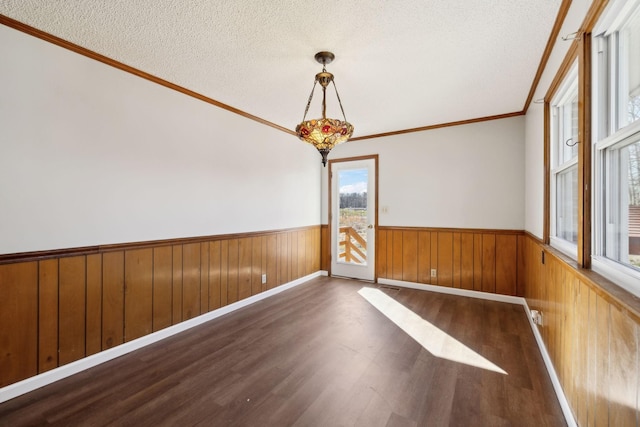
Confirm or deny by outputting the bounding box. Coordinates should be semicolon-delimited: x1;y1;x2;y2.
377;278;525;305
521;303;577;427
0;271;321;405
376;278;577;427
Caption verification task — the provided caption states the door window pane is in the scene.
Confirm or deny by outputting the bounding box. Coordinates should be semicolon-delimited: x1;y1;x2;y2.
338;168;368;265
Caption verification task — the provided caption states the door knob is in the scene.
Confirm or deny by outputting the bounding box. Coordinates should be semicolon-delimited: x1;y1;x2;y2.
367;224;374;229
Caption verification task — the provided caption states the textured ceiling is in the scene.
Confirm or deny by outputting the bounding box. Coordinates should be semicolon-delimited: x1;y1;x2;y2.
0;0;562;138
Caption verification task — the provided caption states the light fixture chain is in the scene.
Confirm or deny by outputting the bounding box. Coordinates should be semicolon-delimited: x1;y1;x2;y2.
301;80;318;122
331;80;348;122
322;85;327;119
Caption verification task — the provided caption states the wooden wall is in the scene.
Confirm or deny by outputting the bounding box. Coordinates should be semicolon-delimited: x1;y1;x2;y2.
329;227;523;296
0;226;320;389
523;234;640;426
376;227;524;296
7;224;640;426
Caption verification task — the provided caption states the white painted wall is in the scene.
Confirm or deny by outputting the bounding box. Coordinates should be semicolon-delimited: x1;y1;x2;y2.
524;103;546;239
0;25;321;254
524;0;592;239
321;116;525;230
2;0;598;254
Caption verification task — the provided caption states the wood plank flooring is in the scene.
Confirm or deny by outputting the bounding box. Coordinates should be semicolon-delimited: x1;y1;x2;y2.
0;277;566;426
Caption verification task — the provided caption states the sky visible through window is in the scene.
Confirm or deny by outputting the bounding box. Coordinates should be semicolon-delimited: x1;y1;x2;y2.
339;168;367;194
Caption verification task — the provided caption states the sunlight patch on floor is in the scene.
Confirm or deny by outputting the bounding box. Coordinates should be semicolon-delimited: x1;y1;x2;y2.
358;287;507;375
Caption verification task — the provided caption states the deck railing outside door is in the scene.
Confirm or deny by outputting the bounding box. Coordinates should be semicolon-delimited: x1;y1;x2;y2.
339;226;367;264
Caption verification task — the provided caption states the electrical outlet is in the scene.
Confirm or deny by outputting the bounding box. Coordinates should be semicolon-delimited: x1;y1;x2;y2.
261;274;267;284
430;269;437;278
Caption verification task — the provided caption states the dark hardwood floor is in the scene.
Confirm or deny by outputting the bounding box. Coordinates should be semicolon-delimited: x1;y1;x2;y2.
0;277;566;426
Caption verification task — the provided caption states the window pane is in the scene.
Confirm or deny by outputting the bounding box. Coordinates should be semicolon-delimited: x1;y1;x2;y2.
621;9;640;127
605;140;640;270
556;165;578;244
563;96;579;162
554;84;578;166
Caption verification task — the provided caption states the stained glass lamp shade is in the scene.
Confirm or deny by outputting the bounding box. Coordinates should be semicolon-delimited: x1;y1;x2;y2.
295;52;354;166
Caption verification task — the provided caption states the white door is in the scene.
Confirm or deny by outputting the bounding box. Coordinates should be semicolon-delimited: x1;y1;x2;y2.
330;158;376;281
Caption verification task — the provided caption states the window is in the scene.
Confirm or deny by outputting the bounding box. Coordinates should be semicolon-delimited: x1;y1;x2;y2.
550;64;579;258
593;0;640;295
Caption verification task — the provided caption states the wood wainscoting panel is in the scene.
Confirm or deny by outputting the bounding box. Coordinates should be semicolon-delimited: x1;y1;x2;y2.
437;231;453;287
260;236;268;292
402;230;418;283
304;228;311;276
516;235;526;296
289;233;300;277
320;225;329;272
199;242;210;314
304;228;312;275
227;239;239;305
251;236;263;296
460;233;474;290
284;231;292;282
376;227;522;297
523;233;640;426
238;237;252;301
124;249;153;342
392;230;403;281
574;276;589;426
219;240;229;305
473;234;483;291
0;262;38;387
58;256;86;365
102;251;124;350
608;304;638;426
308;227;317;274
495;235;517;296
594;293;610;427
386;230;394;282
208;241;222;310
377;228;388;278
181;243;202;321
430;232;439;285
265;235;277;290
0;226;321;389
452;232;461;288
481;234;496;293
38;259;59;373
277;233;288;286
58;256;86;366
86;254;103;356
152;246;173;332
171;245;183;324
586;286;598;426
417;231;432;284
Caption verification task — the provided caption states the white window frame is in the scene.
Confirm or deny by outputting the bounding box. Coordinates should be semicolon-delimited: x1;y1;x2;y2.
592;0;640;297
550;64;579;259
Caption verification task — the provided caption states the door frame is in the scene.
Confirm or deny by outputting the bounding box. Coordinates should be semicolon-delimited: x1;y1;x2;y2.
328;154;379;281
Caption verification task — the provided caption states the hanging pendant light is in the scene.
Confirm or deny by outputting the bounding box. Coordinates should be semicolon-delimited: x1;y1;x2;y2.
295;51;354;166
